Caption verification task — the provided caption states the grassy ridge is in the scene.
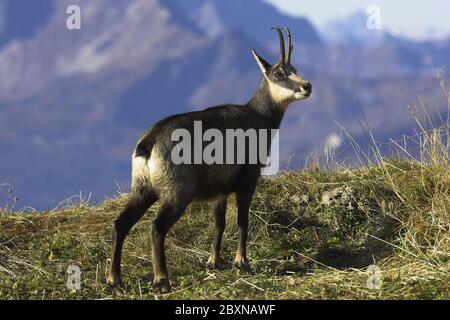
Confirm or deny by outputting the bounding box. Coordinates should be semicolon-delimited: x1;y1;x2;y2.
0;159;449;299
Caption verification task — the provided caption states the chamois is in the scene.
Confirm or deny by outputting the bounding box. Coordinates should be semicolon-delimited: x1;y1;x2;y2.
107;26;312;293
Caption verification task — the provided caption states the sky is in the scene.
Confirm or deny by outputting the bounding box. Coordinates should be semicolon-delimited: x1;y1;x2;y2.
264;0;450;40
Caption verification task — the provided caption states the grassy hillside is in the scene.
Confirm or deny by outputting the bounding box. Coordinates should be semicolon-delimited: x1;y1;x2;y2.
1;156;449;299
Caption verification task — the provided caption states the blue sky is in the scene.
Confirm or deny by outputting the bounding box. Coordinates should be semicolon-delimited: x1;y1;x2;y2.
265;0;450;40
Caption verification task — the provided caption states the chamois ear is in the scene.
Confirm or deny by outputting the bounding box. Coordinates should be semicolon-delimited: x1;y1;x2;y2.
252;49;271;76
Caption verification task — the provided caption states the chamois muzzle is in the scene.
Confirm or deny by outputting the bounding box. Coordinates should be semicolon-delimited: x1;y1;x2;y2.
302;81;312;94
295;81;312;98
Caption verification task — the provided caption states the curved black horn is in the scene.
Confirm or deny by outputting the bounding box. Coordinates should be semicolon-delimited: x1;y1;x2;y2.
271;26;285;64
282;26;293;63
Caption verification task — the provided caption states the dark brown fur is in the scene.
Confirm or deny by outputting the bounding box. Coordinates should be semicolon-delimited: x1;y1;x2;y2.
107;27;311;293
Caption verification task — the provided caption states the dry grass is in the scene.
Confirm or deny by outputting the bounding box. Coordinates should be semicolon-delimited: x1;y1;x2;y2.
0;80;449;300
0;156;449;299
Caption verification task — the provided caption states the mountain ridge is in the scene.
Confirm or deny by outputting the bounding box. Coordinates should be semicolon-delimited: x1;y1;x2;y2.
0;0;448;210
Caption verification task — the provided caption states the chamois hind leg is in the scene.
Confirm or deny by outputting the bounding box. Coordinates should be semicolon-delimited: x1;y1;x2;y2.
207;196;228;271
107;189;158;290
151;196;190;293
234;182;256;274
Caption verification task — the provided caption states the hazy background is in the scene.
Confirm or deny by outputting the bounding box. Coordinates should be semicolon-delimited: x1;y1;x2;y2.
266;0;450;40
0;0;449;210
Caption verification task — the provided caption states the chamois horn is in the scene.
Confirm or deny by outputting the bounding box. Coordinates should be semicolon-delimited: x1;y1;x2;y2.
271;26;286;64
282;26;293;63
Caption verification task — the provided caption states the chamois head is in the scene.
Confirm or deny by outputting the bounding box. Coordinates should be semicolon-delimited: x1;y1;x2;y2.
252;26;312;107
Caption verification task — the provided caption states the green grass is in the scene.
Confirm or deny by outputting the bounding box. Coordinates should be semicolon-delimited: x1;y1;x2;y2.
2;80;450;299
1;159;449;300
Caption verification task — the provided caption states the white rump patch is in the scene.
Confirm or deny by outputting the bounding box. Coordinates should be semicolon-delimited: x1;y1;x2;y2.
147;150;169;189
131;155;150;189
131;149;169;192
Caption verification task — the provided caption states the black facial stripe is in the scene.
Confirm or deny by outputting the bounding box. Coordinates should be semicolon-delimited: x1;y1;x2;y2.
269;64;303;90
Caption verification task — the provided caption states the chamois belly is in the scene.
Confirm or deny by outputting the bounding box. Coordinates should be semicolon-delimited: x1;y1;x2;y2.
191;164;242;201
134;152;243;200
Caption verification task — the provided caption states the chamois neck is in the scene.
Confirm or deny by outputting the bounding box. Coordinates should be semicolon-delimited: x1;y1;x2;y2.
246;79;285;128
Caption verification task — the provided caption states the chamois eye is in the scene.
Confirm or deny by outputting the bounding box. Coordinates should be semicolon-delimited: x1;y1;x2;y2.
274;72;284;80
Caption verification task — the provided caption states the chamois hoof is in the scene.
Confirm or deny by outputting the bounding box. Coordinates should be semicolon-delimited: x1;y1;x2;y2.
153;277;171;294
106;277;126;295
206;255;222;271
233;258;254;275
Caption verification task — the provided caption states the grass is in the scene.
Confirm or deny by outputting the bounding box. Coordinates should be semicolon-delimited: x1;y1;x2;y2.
0;157;449;300
1;80;449;300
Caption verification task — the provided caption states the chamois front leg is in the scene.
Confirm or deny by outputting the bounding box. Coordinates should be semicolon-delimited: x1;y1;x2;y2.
207;197;228;271
234;183;256;274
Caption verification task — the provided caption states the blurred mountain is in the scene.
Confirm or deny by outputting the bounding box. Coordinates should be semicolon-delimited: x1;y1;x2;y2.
0;0;448;210
171;0;321;44
315;11;450;77
322;11;387;47
0;0;203;102
114;29;263;128
295;39;450;78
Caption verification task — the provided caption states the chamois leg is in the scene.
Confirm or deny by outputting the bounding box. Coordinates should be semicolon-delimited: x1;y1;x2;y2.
107;190;158;290
151;198;189;293
207;197;228;270
234;183;256;274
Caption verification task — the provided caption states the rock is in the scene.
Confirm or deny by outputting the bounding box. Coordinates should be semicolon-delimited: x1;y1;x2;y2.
321;186;360;210
291;194;310;204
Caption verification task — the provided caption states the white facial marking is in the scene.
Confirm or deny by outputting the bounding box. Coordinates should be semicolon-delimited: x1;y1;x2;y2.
294;92;308;100
289;73;310;100
268;80;295;107
288;73;303;83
